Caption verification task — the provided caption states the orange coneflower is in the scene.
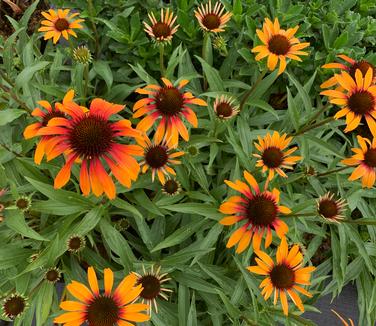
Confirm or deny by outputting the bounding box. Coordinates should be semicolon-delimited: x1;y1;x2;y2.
36;97;143;199
247;237;315;316
219;170;290;253
138;134;184;184
253;131;302;180
321;54;376;88
213;95;239;120
23;90;75;165
320;68;376;136
194;1;232;33
54;267;150;326
133;78;207;146
134;265;173;315
143;8;179;43
342;135;376;188
252;18;309;75
38;9;84;44
317;192;346;223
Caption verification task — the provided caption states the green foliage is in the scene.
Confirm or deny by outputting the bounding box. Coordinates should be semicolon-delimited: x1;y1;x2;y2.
0;0;376;325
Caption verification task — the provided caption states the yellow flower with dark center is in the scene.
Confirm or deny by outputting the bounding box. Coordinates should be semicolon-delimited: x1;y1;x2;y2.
253;131;302;180
321;54;376;89
143;8;179;43
133;78;207;146
251;18;309;75
247;237;315;316
134;265;172;315
138;134;184;184
342;135;376;188
214;95;239;120
219;171;290;253
38;9;84;44
195;1;232;33
317;192;346;223
320;68;376;136
54;267;149;326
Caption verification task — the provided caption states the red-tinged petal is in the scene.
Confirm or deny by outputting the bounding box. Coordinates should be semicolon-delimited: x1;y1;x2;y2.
226;225;247;248
182;107;198;127
80;160;90;196
24;122;42;139
54;155;77;189
34;137;48;165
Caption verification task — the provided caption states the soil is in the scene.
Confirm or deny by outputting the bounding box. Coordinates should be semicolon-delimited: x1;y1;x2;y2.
0;0;48;39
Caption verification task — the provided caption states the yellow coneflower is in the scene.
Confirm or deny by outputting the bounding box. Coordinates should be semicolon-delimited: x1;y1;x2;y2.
194;1;232;33
213;95;239;120
248;237;315;316
138;134;184;184
134;265;173;314
143;8;179;43
317;192;346;223
331;309;355;326
54;267;149;326
133;78;207;146
342;135;376;188
252;18;309;75
38;9;84;44
320;68;376;136
219;171;290;253
253;131;302;180
321;54;376;88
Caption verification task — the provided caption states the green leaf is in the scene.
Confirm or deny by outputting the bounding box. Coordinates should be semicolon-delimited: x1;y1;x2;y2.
0;245;32;270
0;109;26;125
93;61;113;89
4;210;48;241
71;206;104;235
196;56;224;91
287;88;300;131
159;203;222;220
287;71;312;113
15;61;50;89
151;218;208;252
35;282;54;326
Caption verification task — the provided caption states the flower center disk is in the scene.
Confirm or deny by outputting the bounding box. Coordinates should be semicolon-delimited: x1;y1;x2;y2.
155;87;184;116
216;103;233;117
69;115;114;159
46;270;60;282
152;22;171;38
68;237;82;250
262;147;284;168
202;14;221;30
4;296;26;318
138;275;161;300
164;180;178;194
270;264;295;289
145;145;169;168
364;148;376;168
247;194;278;227
86;296;119;326
268;35;291;55
349;60;375;78
348;91;374;115
318;199;338;219
54;18;70;31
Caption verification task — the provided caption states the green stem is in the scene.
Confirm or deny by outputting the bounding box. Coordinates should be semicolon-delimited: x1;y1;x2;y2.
315;166;350;177
305;102;331;126
341;219;376;225
239;70;267;111
159;44;165;76
0;84;31;113
202;33;211;91
283;212;318;218
87;0;100;58
292;116;334;136
84;63;89;100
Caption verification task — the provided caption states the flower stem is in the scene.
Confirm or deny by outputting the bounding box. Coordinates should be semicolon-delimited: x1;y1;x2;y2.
84;63;89;100
202;33;212;91
291;116;334;136
159;44;165;76
305;102;331;126
87;0;100;58
239;70;267;111
315;166;350;177
282;212;318;218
